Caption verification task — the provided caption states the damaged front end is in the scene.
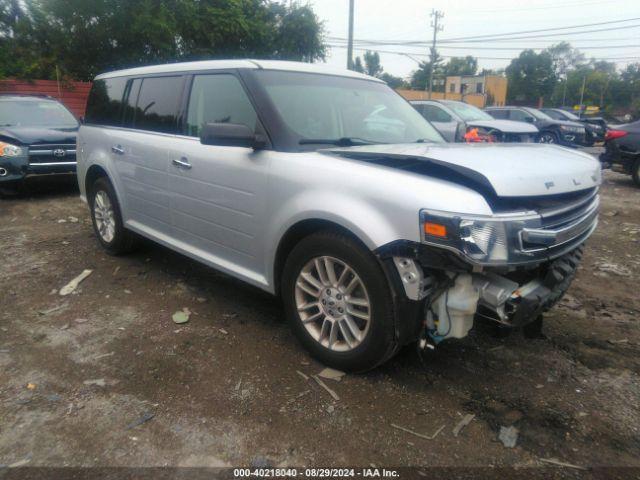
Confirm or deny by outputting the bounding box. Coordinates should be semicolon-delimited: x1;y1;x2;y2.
378;187;597;346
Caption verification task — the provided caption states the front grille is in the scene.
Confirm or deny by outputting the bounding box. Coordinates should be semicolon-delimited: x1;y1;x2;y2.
520;188;599;252
28;144;76;164
538;188;599;229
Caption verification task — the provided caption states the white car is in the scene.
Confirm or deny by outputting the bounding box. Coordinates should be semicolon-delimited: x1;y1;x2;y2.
77;60;600;371
412;99;539;143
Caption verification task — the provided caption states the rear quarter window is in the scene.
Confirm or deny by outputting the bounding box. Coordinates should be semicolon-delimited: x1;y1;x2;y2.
85;77;128;126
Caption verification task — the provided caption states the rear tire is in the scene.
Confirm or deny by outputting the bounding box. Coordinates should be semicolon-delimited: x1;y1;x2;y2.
281;230;397;372
632;159;640;187
89;177;137;255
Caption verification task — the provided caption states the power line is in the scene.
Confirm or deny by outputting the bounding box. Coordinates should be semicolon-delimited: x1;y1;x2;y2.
327;18;640;46
328;44;640;62
437;16;640;42
435;44;640;50
334;38;640;50
441;23;640;43
462;0;624;15
427;10;444;99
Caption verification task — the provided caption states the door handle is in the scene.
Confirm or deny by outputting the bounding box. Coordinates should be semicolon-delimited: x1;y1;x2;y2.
172;157;192;170
111;145;125;155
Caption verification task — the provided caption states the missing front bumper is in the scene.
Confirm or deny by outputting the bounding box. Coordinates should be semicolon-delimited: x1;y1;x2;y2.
390;244;584;342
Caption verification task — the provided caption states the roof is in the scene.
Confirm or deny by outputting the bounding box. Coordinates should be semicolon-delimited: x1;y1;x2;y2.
95;59;382;83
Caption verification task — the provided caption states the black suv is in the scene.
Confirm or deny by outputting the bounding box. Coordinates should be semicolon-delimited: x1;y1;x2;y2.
485;106;586;147
0;94;79;194
540;108;606;146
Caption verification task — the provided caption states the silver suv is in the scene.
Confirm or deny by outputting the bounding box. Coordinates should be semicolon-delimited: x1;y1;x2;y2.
77;60;600;371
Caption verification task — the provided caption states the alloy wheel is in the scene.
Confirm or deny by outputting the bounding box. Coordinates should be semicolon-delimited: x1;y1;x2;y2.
94;190;116;243
294;256;371;352
539;133;556;144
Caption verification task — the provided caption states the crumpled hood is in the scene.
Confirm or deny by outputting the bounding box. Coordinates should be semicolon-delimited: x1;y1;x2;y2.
466;119;538;134
325;142;601;198
0;126;78;146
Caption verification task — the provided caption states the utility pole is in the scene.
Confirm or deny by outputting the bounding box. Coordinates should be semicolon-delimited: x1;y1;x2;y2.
579;75;586;114
428;9;444;99
347;0;355;70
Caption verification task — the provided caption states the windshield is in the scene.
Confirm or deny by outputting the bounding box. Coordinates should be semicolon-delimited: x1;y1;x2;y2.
0;99;78;128
254;70;444;147
526;108;553;121
443;101;493;122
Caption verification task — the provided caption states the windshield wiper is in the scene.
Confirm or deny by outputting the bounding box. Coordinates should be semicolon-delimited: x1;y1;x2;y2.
298;137;381;146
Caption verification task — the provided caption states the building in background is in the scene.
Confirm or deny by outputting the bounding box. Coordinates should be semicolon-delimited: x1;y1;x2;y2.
397;74;507;108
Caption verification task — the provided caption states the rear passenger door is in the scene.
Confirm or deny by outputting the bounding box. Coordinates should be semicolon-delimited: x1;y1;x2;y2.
113;75;185;237
168;73;270;283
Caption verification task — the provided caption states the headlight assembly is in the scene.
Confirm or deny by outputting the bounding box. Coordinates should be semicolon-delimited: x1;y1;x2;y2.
420;209;541;265
0;141;23;157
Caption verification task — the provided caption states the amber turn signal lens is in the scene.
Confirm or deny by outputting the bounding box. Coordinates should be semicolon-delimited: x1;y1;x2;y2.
424;222;447;238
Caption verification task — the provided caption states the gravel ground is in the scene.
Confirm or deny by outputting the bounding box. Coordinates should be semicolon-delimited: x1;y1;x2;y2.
1;162;639;472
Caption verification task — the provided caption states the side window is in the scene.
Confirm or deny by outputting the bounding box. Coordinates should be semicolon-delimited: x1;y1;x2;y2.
487;109;507;119
186;74;258;137
85;77;127;126
122;78;142;128
133;76;183;134
509;109;532;122
422;104;453;123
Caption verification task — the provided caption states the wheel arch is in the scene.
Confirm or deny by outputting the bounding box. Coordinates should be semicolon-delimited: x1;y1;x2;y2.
84;164;110;199
272;218;371;296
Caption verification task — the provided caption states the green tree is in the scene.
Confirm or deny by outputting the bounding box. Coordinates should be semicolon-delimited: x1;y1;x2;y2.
353;56;364;73
379;72;407;89
362;50;383;77
506;49;556;104
442;56;477;76
0;0;326;81
410;49;444;90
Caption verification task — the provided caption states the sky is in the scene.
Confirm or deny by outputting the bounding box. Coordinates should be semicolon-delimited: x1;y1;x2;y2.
309;0;640;79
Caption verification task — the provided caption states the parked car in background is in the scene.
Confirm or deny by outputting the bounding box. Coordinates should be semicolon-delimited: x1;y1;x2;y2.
411;99;538;143
0;94;78;195
540;108;605;145
485;106;586;147
600;120;640;186
78;60;600;371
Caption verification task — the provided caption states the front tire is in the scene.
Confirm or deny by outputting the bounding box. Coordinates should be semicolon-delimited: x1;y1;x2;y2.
538;131;558;144
89;177;137;255
281;231;397;372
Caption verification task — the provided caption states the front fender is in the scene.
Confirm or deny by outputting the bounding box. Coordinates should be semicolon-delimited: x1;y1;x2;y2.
264;189;407;288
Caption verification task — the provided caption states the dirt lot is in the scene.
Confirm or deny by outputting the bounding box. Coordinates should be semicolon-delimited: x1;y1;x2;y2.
1;165;640;473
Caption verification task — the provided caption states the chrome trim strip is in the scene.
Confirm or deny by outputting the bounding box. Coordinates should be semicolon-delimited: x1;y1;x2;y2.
538;189;598;219
28;162;77;167
521;203;599;249
29;149;77;156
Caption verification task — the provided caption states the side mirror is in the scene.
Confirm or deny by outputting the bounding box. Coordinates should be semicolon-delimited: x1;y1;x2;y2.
524;117;535;123
78;116;85;125
454;121;468;142
199;122;266;149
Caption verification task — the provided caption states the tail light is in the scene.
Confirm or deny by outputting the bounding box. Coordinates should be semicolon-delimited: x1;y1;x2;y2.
464;127;495;143
605;130;628;141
